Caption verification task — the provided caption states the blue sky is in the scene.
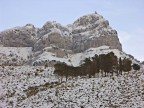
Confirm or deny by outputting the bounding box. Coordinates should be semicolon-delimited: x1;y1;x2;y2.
0;0;144;61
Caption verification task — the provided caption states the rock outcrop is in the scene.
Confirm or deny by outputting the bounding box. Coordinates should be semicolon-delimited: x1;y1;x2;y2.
0;13;122;53
33;21;72;51
71;14;122;52
0;24;38;47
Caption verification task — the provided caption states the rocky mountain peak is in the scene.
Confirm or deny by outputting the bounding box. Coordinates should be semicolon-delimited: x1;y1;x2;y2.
42;21;69;33
0;25;38;47
25;24;35;29
73;13;104;27
71;13;122;52
0;13;122;53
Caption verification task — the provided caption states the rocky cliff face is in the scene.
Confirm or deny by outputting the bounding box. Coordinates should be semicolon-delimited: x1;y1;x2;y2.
33;21;72;51
0;13;122;53
0;24;38;47
71;14;122;52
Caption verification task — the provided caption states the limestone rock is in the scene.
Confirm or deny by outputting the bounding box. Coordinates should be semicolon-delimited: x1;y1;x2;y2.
0;13;122;54
0;24;38;47
34;13;122;53
33;21;72;51
71;13;122;52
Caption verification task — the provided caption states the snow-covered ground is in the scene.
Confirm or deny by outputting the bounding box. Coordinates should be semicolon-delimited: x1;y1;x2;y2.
0;66;144;108
34;46;137;67
0;47;32;60
0;46;142;108
0;47;32;65
0;46;137;67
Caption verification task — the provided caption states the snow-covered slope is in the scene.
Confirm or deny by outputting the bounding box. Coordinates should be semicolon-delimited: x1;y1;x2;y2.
33;46;138;67
0;47;32;65
0;47;142;108
1;66;144;108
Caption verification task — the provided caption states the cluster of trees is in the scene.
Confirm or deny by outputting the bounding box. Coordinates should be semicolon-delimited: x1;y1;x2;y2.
54;52;140;81
132;63;140;71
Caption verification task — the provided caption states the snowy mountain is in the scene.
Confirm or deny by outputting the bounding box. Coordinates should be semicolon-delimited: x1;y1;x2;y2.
0;13;143;108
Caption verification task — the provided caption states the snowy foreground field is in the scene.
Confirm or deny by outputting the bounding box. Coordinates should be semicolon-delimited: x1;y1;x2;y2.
0;66;144;108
